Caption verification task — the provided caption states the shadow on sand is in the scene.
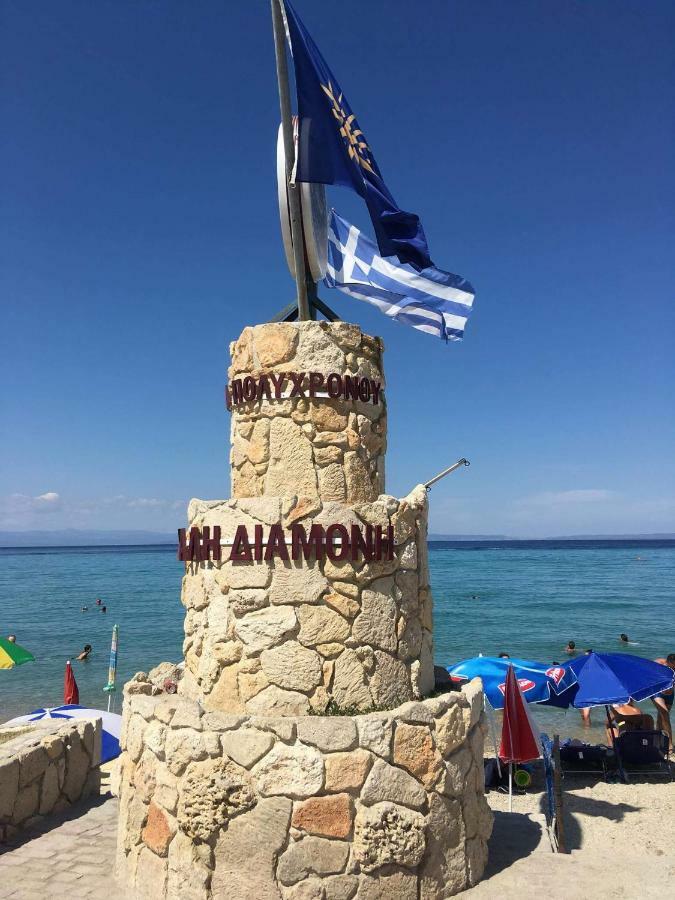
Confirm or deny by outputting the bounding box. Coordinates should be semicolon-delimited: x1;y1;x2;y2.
0;790;113;854
483;810;544;877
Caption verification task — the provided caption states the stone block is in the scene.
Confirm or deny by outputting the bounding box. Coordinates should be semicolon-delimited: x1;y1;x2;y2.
361;758;426;810
291;793;354;838
393;723;442;789
353;802;426;873
253;742;324;799
245;685;310;715
297;605;351;646
135;846;168;900
419;792;467;900
356;717;393;763
324;748;373;793
177;757;255;841
297;717;358;753
234;606;297;653
38;761;60;815
332;650;372;710
0;758;19;819
270;559;329;606
10;779;39;825
261;642;322;692
352;589;397;652
324;874;360;900
142;801;176;857
167;829;211;900
277;835;350;885
355;870;418;900
368;653;410;708
63;734;90;803
18;746;48;787
165;728;207;776
212;797;292;900
221;728;274;769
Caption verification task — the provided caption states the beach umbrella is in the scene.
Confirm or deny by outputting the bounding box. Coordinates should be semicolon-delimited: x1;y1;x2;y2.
446;656;577;709
561;652;674;707
103;624;119;713
3;705;122;763
64;660;79;705
558;652;674;782
0;637;35;669
499;664;541;811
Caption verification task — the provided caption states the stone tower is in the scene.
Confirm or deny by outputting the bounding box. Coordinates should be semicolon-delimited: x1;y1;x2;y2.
178;320;435;715
115;321;492;900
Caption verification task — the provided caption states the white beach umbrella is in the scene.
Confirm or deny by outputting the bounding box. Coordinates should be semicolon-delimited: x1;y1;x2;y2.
3;704;122;763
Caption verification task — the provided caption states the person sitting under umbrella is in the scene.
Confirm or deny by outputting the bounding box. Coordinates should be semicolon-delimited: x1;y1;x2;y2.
606;701;654;744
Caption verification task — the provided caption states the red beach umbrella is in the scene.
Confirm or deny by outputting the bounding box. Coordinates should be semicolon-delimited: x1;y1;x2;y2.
499;664;541;810
64;660;79;705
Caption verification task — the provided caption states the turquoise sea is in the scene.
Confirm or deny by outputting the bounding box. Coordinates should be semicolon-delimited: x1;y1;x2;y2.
1;541;674;742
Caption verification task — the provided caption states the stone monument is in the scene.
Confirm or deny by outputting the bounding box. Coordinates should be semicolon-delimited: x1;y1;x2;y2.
115;320;492;899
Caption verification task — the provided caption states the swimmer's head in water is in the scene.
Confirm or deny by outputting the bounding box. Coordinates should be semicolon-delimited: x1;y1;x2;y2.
7;634;16;643
84;644;92;652
620;633;629;642
497;652;510;659
667;653;675;667
567;641;576;649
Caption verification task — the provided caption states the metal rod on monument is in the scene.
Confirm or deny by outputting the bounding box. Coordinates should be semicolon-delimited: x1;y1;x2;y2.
271;0;311;321
423;458;470;491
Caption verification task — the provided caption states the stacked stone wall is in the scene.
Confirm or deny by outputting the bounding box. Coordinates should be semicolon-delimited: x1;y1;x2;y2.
228;322;386;503
180;486;434;715
116;677;492;899
0;718;102;842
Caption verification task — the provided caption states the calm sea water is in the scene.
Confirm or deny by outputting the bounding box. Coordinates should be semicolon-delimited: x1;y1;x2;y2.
1;541;673;741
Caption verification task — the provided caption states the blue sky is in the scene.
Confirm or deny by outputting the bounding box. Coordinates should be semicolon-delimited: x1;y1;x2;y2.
2;0;673;537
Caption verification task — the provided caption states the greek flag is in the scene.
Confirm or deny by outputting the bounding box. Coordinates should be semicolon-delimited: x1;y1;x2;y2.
324;211;475;342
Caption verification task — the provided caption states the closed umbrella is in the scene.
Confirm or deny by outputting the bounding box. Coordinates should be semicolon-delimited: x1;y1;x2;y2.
500;664;541;811
0;637;35;669
64;660;79;705
103;624;119;713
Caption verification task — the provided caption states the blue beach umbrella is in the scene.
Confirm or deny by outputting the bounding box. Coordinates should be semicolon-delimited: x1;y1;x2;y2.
446;656;577;710
3;704;122;763
560;652;674;708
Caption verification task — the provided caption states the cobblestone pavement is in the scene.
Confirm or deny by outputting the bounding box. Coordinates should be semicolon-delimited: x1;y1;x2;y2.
0;794;122;900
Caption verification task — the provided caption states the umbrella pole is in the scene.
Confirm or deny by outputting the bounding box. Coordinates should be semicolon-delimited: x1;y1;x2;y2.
605;705;627;782
508;764;512;812
485;699;502;777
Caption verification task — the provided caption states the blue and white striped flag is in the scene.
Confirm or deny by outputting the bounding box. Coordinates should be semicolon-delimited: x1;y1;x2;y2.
324;211;475;341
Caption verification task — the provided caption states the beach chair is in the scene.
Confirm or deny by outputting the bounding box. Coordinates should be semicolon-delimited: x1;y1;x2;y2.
558;740;614;781
613;730;672;780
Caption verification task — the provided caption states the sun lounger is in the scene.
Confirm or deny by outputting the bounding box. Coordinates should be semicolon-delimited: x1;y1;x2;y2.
613;730;672;780
559;740;615;780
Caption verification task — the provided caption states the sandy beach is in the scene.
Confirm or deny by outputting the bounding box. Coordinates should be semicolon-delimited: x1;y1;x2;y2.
465;768;675;899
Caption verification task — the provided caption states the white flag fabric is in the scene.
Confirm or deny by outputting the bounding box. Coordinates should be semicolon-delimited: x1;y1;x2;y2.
324;210;475;341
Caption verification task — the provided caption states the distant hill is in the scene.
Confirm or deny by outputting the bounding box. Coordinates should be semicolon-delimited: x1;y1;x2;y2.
1;529;673;548
428;534;510;541
0;530;176;547
429;533;675;541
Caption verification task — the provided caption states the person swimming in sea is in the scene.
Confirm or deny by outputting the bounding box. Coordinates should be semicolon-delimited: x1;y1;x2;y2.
100;605;107;613
76;644;92;661
497;652;510;659
564;640;577;655
620;633;629;643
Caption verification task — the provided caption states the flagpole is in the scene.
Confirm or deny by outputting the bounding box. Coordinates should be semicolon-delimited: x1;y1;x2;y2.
271;0;311;321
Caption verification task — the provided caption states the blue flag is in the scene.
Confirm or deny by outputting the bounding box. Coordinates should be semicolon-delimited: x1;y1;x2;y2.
325;211;474;342
283;0;432;270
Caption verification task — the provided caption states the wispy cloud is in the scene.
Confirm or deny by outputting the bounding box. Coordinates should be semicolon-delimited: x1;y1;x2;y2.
0;491;186;530
515;489;616;508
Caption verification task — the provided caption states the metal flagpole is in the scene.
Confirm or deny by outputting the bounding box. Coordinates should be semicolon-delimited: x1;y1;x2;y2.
271;0;311;321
